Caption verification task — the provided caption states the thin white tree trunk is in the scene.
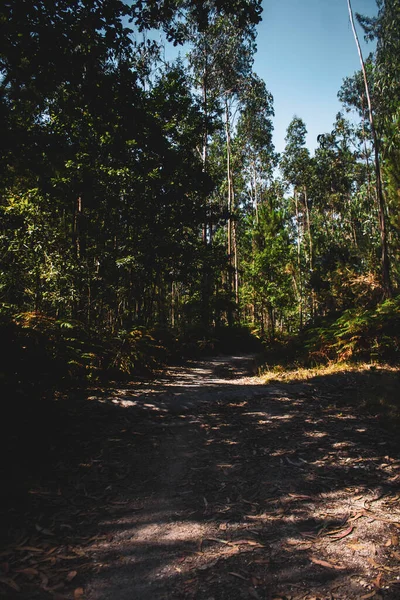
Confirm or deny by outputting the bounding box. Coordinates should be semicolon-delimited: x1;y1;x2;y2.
347;0;391;297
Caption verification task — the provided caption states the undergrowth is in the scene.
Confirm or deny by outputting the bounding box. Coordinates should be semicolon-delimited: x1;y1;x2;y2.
260;295;400;371
0;310;262;395
305;295;400;364
260;295;400;426
0;311;179;395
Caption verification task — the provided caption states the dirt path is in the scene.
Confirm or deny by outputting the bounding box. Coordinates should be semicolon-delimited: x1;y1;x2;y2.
1;355;400;599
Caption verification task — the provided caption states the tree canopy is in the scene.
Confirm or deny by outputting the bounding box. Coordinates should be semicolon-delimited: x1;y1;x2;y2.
0;0;400;382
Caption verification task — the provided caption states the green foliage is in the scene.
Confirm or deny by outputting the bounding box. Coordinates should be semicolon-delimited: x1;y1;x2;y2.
305;296;400;364
105;327;178;377
240;186;296;337
280;116;311;189
0;311;182;395
259;296;400;373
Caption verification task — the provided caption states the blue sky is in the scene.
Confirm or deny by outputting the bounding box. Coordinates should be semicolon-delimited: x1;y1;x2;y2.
253;0;378;154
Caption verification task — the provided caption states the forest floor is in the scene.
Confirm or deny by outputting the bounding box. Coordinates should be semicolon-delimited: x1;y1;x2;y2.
1;355;400;600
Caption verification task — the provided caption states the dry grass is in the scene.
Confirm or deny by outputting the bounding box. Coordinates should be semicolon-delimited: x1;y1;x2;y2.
260;361;400;427
260;361;382;383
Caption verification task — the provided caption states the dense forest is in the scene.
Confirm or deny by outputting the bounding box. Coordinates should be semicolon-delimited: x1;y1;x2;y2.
3;5;400;598
1;0;400;387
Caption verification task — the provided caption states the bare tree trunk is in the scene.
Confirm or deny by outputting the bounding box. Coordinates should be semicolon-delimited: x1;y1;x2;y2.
200;47;212;329
303;187;313;271
171;281;175;329
347;0;391;298
303;187;316;319
225;97;234;289
73;196;83;259
233;220;239;306
202;55;209;246
231;155;238;309
295;190;303;328
225;95;239;316
361;93;373;201
225;97;232;263
252;161;259;224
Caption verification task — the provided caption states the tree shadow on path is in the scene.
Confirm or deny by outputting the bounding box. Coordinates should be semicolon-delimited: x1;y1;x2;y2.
1;356;400;599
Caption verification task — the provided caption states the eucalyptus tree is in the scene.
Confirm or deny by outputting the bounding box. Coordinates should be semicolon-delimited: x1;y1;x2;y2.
356;0;400;287
346;0;391;298
232;74;276;323
280;117;313;325
356;0;400;153
186;4;260;323
240;182;295;337
129;0;262;45
310;114;375;312
183;0;262;233
236;74;276;222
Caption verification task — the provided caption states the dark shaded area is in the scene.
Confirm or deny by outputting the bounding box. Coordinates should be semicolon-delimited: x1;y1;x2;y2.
0;318;262;512
1;358;400;599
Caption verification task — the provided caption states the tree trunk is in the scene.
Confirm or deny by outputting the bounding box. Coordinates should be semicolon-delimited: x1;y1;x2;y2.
361;92;373;201
252;161;259;224
294;189;303;328
303;187;313;272
233;220;239;306
347;0;392;298
225;95;236;324
73;196;83;259
200;48;211;329
202;53;209;246
225;97;232;263
303;187;315;319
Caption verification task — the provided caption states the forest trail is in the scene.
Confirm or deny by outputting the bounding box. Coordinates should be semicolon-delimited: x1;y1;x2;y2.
2;356;400;600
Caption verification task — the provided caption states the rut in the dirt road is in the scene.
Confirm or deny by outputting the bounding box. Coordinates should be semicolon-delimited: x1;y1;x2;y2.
1;356;400;600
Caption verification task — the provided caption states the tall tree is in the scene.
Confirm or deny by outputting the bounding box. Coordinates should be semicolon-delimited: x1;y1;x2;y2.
346;0;391;298
187;8;258;323
280;117;313;325
236;74;275;222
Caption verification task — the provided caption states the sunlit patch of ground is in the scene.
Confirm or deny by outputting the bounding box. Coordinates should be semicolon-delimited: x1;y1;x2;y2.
260;361;398;383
